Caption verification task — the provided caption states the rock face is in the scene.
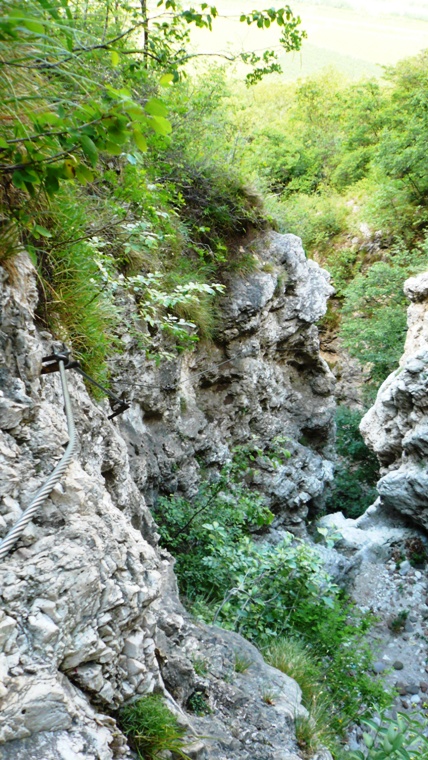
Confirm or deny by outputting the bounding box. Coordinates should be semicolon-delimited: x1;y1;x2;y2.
361;271;428;529
0;232;334;758
116;232;335;534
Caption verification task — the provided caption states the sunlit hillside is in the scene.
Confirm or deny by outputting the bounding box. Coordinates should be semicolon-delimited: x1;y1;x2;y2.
189;0;428;79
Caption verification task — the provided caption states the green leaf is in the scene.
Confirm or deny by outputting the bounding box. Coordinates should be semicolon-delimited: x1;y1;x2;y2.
26;246;38;267
0;138;9;149
145;98;168;117
125;103;145;119
34;224;52;238
111;49;120;66
75;164;94;183
104;140;123;155
79;135;98;167
149;115;172;136
160;73;174;86
44;170;60;195
12;170;26;189
133;130;148;152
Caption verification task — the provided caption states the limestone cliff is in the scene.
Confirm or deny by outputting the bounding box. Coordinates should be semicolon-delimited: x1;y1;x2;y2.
361;272;428;529
0;232;334;759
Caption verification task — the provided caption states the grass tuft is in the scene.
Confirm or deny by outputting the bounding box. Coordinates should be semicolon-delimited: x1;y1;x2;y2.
119;694;191;760
267;638;339;754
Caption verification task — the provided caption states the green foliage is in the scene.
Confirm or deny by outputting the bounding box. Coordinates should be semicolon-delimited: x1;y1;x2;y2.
0;0;174;196
388;610;408;635
153;454;274;601
0;0;305;381
326;407;379;519
345;711;428;760
186;690;211;716
155;449;392;735
276;191;349;252
119;695;190;760
227;53;428;398
340;241;428;395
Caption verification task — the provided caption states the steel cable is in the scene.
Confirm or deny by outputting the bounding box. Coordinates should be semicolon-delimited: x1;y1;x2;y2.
0;359;76;561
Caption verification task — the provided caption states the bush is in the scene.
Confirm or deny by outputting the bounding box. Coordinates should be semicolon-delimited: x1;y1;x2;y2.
340;241;428;396
155;447;392;735
325;407;379;519
275;192;349;251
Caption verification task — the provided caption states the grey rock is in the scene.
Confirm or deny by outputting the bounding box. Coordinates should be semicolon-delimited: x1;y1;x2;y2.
406;683;420;695
373;661;387;674
399;560;411;575
361;271;428;531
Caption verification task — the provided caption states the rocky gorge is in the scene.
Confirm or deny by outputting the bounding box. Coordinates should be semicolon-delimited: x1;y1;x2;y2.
2;224;428;759
0;232;336;759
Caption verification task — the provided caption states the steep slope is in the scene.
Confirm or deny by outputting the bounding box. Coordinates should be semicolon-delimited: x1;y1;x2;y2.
0;233;334;759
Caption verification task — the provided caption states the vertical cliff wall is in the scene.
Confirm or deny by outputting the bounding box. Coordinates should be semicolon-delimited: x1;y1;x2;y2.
0;232;334;758
361;272;428;529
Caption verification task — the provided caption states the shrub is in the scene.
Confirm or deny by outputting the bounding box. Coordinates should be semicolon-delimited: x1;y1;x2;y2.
155;452;392;735
325;406;379;519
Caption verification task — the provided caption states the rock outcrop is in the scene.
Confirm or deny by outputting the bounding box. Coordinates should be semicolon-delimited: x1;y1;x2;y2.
0;232;334;758
116;232;335;534
361;271;428;529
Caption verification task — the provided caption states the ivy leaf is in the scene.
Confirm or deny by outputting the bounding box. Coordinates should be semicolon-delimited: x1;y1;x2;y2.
111;49;120;66
149;115;172;136
79;134;98;167
145;98;168;117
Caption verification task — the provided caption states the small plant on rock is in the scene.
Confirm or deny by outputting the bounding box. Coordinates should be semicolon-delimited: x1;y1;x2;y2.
186;690;212;716
389;610;408;635
405;537;427;567
119;694;190;760
234;653;253;673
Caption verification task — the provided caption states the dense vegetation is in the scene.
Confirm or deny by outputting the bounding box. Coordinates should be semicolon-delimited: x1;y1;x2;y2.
227;56;428;397
0;0;304;379
155;444;392;745
325;407;378;518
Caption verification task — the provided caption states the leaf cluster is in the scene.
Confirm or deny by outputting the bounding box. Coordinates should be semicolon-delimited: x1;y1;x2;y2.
347;712;428;760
